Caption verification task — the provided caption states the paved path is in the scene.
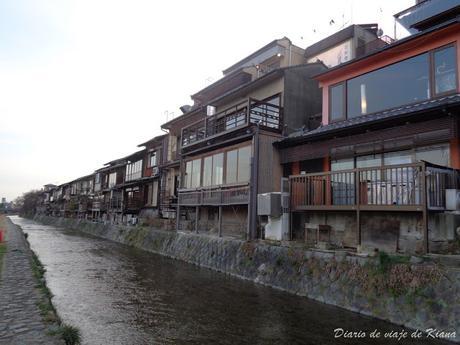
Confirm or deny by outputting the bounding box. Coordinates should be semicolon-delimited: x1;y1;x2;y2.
0;217;61;345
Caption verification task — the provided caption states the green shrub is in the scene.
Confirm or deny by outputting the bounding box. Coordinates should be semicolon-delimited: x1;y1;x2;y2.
60;324;81;345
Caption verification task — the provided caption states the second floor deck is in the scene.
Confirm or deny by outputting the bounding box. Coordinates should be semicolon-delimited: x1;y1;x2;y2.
290;162;459;213
181;98;282;150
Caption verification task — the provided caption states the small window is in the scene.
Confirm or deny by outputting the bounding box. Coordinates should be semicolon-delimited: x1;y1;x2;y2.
149;151;157;167
330;83;345;122
434;46;457;95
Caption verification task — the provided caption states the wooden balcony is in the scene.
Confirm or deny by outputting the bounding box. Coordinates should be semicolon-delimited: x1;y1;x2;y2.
290;162;459;212
181;98;282;149
125;196;143;211
178;185;250;206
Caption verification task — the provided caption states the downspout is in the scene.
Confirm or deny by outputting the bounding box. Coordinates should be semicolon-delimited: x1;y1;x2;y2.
249;121;260;240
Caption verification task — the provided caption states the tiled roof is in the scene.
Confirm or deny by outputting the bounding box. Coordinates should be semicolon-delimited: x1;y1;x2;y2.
284;93;460;144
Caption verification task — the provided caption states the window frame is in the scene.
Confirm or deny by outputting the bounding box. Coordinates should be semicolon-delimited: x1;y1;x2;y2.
431;44;459;98
329;81;346;123
148;151;157;168
182;142;252;190
328;43;458;123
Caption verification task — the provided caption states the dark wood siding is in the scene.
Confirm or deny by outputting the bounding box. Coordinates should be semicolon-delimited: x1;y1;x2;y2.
258;132;283;193
280;116;457;164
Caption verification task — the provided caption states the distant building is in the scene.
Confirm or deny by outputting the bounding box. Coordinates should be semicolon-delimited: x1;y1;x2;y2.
1;197;5;204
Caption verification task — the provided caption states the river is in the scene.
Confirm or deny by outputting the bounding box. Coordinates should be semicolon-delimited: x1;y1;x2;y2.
9;216;450;345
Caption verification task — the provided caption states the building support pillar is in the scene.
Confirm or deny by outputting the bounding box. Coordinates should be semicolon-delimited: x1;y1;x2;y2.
176;205;180;231
218;206;223;237
195;206;199;233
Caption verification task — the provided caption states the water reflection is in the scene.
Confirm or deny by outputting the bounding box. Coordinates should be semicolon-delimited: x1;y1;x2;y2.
9;216;450;345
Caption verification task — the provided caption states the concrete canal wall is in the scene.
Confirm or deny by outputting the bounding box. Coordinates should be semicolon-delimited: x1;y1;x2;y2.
34;215;459;341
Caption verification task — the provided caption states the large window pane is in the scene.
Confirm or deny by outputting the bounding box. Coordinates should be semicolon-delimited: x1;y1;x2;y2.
331;158;354;171
185;161;192;188
347;53;430;118
356;154;381;168
203;156;212;187
434;46;457;95
226;150;237;184
212;153;223;185
383;151;412;166
330;83;344;121
415;145;450;166
191;159;201;188
237;146;251;182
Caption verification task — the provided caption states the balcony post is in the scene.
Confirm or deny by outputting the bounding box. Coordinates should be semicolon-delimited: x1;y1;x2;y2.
195;206;199;233
176;204;180;231
421;162;429;254
355;170;361;246
218;206;223;237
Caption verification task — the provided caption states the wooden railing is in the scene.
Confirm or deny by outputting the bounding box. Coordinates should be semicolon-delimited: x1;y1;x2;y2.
181;98;282;148
125;196;143;210
290;162;459;212
178;185;250;206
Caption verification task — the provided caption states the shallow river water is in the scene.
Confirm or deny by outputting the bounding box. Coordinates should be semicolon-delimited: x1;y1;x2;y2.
9;216;451;345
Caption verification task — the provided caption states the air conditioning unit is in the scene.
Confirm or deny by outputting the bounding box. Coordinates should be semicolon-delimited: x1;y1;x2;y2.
258;193;281;217
152;167;159;176
446;189;460;211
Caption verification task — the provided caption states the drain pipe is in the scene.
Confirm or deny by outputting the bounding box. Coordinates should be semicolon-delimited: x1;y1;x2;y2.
249;121;260;240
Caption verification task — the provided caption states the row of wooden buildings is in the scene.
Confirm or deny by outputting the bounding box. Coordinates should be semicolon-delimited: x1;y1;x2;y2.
38;0;460;254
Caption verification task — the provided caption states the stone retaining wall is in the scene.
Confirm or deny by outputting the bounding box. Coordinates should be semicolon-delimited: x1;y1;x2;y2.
34;215;459;343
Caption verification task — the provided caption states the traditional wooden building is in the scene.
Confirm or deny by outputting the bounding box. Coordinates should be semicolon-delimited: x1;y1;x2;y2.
277;8;460;254
92;158;126;223
119;135;166;224
175;37;326;239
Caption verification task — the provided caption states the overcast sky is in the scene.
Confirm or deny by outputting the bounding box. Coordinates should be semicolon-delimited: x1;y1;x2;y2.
0;0;413;201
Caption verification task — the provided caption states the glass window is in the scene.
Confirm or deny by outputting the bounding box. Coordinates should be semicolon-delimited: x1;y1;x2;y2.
108;172;117;187
434;46;457;95
415;145;450;166
331;158;354;171
356;154;382;168
191;159;201;188
226;149;238;184
347;53;430;118
383;151;412;166
203;156;213;187
237;146;251;182
330;83;344;121
149;152;157;167
185;161;192;188
212;153;224;185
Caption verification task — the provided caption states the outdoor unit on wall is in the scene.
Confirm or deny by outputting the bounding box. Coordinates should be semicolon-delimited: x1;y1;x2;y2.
446;189;460;211
152;167;159;176
257;179;290;241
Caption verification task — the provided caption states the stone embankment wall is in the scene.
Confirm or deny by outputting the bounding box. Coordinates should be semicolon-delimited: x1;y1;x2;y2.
34;215;459;342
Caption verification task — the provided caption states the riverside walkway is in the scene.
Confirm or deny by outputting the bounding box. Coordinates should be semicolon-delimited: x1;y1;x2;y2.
0;216;61;344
